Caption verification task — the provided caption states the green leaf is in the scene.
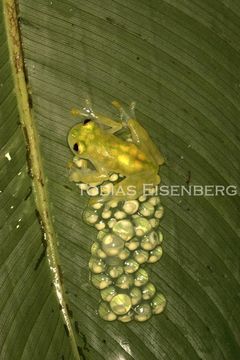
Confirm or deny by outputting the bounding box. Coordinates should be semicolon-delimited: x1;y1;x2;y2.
1;0;240;359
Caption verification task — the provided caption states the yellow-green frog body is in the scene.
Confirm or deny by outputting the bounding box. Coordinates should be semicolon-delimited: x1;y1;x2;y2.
68;104;164;202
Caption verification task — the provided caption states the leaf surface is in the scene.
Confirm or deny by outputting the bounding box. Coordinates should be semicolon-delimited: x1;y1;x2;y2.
1;0;240;359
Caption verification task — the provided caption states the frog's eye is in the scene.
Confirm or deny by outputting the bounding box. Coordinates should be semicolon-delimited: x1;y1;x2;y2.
73;141;86;154
83;119;92;125
73;143;79;151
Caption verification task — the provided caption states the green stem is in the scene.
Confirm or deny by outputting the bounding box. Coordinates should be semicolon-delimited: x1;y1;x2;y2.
3;1;80;359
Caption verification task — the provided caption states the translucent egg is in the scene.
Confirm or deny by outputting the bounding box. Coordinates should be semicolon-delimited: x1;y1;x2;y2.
88;187;99;197
98;301;117;321
97;229;109;241
124;238;140;251
92;202;103;210
134;303;152;322
151;293;167;314
141;231;159;251
113;220;135;241
110;294;132;315
133;217;152;237
88;257;106;274
149;218;160;229
108;265;124;278
118;311;133;322
133;249;149;264
96;249;107;259
148;196;160;206
139;202;155;217
118;248;130;260
130;287;142;305
154;205;164;219
134;269;149;287
90;242;100;256
101;210;112;219
95;221;106;230
114;211;127;220
100;286;117;302
147;246;163;263
142;282;156;300
105;256;122;266
82;208;98;224
124;259;139;274
107;218;117;228
91;274;112;289
102;234;124;256
122;200;139;215
116;274;134;289
109;173;119;182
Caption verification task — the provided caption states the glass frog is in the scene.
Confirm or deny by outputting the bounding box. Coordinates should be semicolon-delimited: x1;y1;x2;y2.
67;101;164;203
67;101;167;322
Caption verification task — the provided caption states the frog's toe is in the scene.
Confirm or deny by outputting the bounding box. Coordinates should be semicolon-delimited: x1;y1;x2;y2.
89;196;105;206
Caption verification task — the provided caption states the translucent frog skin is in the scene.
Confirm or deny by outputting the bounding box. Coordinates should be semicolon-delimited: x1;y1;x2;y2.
68;101;164;203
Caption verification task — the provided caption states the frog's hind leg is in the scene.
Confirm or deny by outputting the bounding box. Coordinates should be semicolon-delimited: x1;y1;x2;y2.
115;170;160;200
112;101;164;165
91;170;160;204
69;167;109;185
127;118;164;166
112;100;132;125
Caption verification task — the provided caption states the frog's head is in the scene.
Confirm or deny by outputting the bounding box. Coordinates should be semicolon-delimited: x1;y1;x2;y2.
68;119;97;155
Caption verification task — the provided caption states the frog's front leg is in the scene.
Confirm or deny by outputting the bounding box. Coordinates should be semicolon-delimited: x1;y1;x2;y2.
95;114;123;134
127;119;164;166
71;107;123;134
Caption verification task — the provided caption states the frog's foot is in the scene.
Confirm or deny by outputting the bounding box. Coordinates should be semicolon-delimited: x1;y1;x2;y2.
129;101;136;119
114;171;160;202
112;100;164;166
69;167;109;184
71;108;90;118
66;160;75;169
71;98;95;117
112;100;131;125
111;100;136;123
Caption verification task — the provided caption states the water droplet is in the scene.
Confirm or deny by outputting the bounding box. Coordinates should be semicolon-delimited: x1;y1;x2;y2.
10;205;14;209
121;340;129;346
5;152;12;161
17;171;22;176
120;341;132;356
16;224;20;229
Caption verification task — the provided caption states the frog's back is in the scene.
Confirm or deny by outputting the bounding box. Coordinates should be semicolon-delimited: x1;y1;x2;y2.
93;129;156;175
